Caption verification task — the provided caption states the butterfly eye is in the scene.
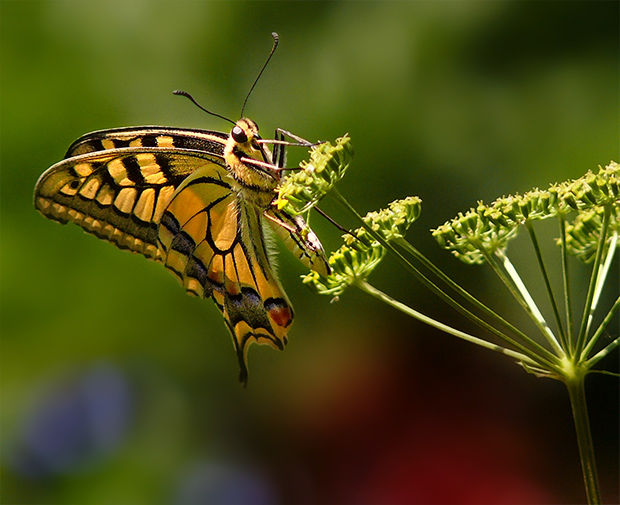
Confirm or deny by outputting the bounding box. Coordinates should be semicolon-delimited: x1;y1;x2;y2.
231;126;248;144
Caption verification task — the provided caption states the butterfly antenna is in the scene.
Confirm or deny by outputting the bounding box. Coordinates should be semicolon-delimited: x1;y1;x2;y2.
173;90;236;126
240;32;279;118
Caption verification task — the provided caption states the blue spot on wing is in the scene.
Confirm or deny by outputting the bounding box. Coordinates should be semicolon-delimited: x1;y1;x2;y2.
160;211;180;235
171;231;196;255
225;287;273;334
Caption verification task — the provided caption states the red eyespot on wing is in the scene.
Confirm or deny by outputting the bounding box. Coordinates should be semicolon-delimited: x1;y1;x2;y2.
265;298;293;328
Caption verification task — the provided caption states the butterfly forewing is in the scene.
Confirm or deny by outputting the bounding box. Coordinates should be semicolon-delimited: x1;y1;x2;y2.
35;144;225;260
64;126;228;157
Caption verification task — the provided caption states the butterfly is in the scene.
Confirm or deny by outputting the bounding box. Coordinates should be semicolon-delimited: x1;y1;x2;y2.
33;34;329;384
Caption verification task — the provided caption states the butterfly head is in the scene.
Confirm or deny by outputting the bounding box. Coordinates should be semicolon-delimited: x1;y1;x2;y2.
224;118;279;194
230;118;261;151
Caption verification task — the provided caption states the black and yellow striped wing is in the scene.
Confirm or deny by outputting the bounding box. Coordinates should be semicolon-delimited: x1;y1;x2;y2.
34;127;228;259
34;127;298;382
158;166;294;382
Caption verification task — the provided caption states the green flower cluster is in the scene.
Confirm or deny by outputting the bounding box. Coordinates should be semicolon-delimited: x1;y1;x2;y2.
561;162;620;210
303;197;422;296
275;135;353;214
345;196;422;246
433;162;620;264
563;205;620;263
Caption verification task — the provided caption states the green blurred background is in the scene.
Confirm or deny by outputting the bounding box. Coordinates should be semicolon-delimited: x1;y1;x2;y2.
2;1;618;504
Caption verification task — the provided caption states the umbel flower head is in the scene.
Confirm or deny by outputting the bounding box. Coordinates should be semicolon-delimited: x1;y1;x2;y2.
275;135;353;214
304;196;422;296
432;161;620;264
563;205;620;263
274;134;419;295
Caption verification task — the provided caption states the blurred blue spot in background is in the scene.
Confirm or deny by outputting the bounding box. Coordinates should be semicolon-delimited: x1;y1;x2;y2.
174;460;279;505
9;363;132;478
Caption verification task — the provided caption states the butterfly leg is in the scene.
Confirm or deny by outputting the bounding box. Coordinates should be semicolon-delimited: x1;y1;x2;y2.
274;128;316;147
263;206;299;233
265;207;330;277
272;129;287;169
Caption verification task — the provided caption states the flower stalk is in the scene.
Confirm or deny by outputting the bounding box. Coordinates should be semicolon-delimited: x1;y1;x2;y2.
566;372;601;505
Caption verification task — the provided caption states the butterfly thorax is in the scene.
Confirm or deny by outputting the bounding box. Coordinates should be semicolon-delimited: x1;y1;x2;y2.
224;119;279;204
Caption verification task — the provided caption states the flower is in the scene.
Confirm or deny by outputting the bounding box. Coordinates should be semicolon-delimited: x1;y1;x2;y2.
275;135;353;214
433;162;620;264
304;197;422;296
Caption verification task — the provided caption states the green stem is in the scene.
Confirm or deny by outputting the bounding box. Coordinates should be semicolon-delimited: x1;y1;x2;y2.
576;205;611;354
396;238;561;367
330;189;559;371
565;372;601;504
525;220;567;346
356;280;538;366
584;296;620;367
580;230;618;360
490;250;564;356
586;335;620;370
559;214;576;352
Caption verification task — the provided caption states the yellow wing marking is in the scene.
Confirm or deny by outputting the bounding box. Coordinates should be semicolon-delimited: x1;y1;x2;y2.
34;147;224;260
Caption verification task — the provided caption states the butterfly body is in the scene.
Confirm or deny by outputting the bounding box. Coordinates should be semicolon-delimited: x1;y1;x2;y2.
35;120;328;382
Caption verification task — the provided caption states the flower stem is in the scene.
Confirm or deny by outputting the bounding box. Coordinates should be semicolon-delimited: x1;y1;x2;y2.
580;229;618;359
525;220;567;346
576;205;612;354
356;279;538;365
489;250;564;356
559;214;576;352
395;238;561;368
330;189;559;370
565;371;601;504
584;297;620;367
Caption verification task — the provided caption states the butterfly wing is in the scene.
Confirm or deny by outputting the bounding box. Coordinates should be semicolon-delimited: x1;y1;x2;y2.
34;127;229;260
63;126;228;157
157;166;294;383
35;147;227;260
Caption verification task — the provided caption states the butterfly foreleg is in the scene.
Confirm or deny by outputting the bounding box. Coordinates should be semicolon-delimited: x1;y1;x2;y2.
262;209;298;234
274;128;315;147
239;157;284;175
272;129;286;169
258;129;323;170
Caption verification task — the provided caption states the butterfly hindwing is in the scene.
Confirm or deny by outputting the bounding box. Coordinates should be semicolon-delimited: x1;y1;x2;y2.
158;166;293;382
